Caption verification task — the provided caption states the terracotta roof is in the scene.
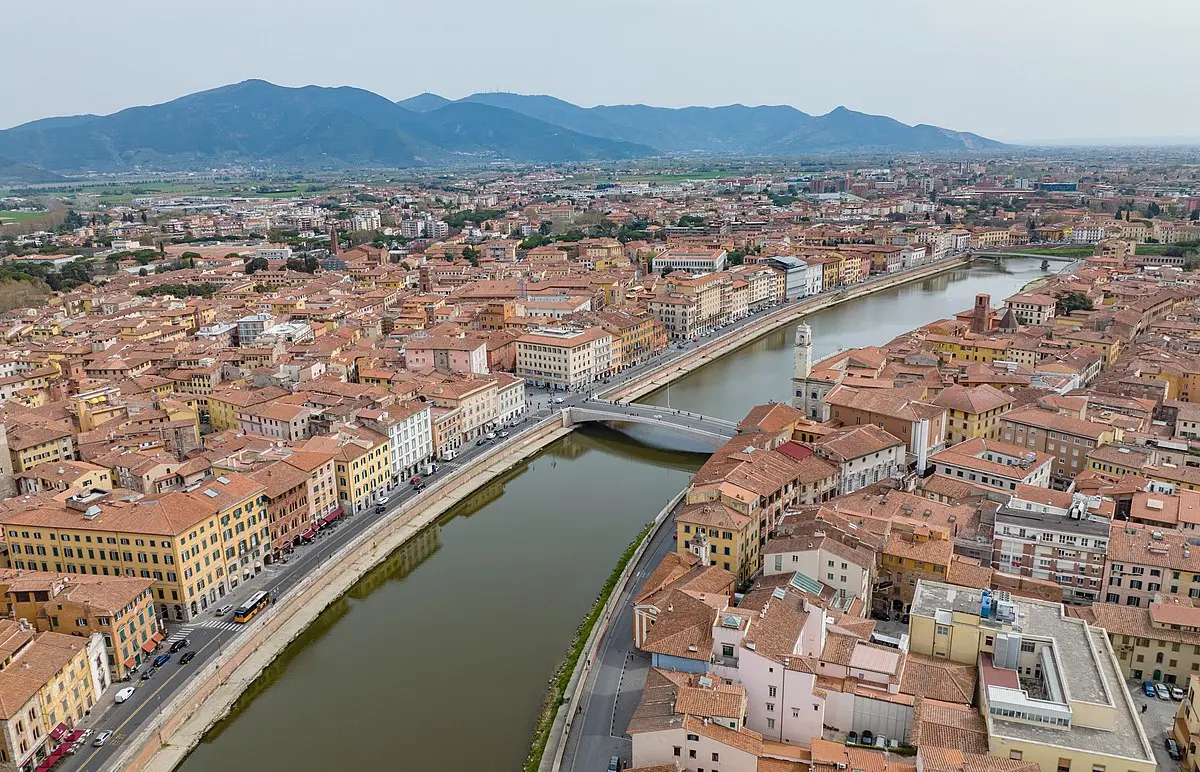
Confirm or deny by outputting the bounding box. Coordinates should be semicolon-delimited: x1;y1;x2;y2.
901;653;977;704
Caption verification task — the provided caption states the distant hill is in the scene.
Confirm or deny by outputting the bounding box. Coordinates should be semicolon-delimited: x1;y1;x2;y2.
457;93;1003;154
0;155;65;183
0;80;1004;174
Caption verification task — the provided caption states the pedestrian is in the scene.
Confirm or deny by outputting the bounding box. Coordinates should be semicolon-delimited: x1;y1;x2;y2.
1141;703;1148;714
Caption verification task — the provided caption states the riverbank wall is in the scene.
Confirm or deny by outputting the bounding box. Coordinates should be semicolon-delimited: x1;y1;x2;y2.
537;489;687;772
111;253;975;772
604;254;972;403
113;415;575;772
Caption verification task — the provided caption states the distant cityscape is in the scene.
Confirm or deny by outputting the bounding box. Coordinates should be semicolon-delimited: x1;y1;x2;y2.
2;151;1200;772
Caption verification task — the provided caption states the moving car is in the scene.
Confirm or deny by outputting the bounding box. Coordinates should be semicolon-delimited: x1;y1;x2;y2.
1167;737;1183;760
141;667;157;681
652;414;663;420
215;604;233;617
152;653;171;668
169;637;190;653
553;397;564;404
1143;680;1157;698
1155;682;1171;700
93;730;114;747
484;432;496;440
115;687;136;704
179;651;197;665
498;430;509;438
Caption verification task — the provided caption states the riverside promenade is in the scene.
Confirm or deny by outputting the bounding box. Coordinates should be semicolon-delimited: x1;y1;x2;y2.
109;254;975;772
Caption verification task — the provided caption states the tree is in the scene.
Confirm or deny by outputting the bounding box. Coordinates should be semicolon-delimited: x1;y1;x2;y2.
1114;208;1123;220
944;213;952;224
539;220;553;235
1191;209;1199;222
461;246;480;266
244;257;269;274
1054;290;1093;315
1148;201;1162;218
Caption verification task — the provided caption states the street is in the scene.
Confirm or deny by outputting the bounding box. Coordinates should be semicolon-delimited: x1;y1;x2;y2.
561;505;679;772
56;258;960;772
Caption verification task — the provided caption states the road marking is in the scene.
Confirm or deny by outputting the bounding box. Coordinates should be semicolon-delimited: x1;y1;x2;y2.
609;654;630;740
195;620;242;632
71;630;233;772
162;626;194;644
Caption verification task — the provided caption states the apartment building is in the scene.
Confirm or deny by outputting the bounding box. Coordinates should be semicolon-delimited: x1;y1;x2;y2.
1003;292;1057;326
303;428;391;515
821;384;947;469
418;377;500;439
992;500;1109;605
646;293;699;341
515;326;613;391
403;335;490;375
3;572;156;680
763;518;874;605
675;501;760;584
1075;597;1200;684
999;406;1119;488
2;476;268;622
1104;526;1200;608
908;580;1156;772
203;386;290;432
247;460;312;561
932;384;1015;446
358;402;434;483
0;624;105;771
811;424;905;495
928;437;1054;492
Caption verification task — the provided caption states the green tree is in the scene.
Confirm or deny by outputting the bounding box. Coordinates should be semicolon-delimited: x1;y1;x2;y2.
244;257;269;274
539;220;553;235
1054;290;1093;315
1148;201;1162;218
1191;209;1199;222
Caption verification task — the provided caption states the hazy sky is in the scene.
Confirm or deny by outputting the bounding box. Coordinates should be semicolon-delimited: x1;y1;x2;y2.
5;0;1197;143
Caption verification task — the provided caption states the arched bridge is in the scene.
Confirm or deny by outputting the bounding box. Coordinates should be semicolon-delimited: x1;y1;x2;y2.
564;400;738;446
968;249;1078;262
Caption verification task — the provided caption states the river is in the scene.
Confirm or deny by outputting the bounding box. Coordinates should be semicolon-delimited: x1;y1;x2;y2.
176;257;1047;771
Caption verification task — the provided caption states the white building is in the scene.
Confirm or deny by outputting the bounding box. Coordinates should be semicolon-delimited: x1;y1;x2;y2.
515;326;613;391
358;402;434;484
350;209;382;232
652;248;728;274
494;373;527;425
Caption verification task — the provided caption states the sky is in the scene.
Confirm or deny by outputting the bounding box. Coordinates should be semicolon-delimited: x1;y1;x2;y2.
4;0;1198;143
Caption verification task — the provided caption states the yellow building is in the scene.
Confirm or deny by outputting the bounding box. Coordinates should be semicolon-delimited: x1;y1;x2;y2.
0;624;101;769
207;385;288;431
2;572;157;679
908;580;1156;772
674;496;760;584
1076;598;1200;685
7;424;75;474
1;473;268;622
878;526;953;610
926;334;1011;365
932;384;1015;446
303;428;391;515
1173;675;1200;772
16;460;112;497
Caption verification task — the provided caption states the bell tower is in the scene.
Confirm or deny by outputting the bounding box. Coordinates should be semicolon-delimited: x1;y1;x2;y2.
792;323;812;410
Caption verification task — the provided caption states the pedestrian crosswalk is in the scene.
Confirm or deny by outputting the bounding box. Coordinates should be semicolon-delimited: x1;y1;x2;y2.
163;626;193;644
195;619;241;632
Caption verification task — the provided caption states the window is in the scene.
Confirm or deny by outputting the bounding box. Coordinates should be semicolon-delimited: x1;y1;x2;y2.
1009;751;1022;761
673;747;680;757
766;702;775;712
936;625;950;636
768;685;777;697
712;752;720;762
766;718;775;729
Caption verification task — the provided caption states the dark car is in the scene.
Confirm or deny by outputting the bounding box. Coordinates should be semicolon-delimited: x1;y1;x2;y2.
169;637;189;653
141;667;157;681
1167;737;1182;760
152;653;171;668
179;651;197;665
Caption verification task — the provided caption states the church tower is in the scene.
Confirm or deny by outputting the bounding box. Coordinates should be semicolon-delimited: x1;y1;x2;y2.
792;323;812;410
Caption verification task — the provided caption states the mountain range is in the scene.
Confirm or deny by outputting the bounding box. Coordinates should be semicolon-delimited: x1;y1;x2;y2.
0;80;1004;177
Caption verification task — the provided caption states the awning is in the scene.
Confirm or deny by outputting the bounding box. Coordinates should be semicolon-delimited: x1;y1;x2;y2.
301;528;317;540
124;656;136;668
140;639;156;653
318;511;341;528
64;730;84;744
150;632;164;644
49;723;68;742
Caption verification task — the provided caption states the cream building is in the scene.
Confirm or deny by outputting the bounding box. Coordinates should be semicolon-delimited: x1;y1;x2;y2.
515;327;613;391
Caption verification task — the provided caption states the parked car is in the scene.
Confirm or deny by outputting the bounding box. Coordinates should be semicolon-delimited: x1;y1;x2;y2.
409;476;421;486
607;756;621;772
152;653;171;668
476;438;488;446
1143;680;1157;698
114;687;136;704
1172;684;1187;701
179;651;197;665
1156;682;1171;700
484;432;497;440
141;667;157;681
93;730;114;747
1167;737;1183;760
860;730;874;745
847;731;859;744
169;638;190;653
874;735;887;748
498;430;509;438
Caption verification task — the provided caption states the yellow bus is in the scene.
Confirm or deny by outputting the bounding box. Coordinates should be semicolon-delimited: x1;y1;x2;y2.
233;590;271;623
